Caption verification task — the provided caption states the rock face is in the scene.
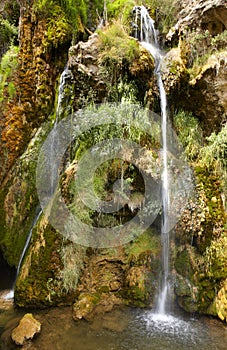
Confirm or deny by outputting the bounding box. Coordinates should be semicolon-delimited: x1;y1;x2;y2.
67;31;155;110
163;1;227;134
167;0;227;40
11;313;41;346
187;51;227;133
168;49;227;134
72;240;160;320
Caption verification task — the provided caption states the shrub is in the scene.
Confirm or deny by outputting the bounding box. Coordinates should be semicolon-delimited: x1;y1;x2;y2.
173;110;203;160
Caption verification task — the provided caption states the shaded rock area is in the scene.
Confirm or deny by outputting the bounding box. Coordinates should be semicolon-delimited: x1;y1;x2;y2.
11;313;41;346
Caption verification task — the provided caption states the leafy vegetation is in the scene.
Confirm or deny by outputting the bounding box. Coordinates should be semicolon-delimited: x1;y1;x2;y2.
147;0;180;33
106;0;137;24
98;21;140;67
0;0;19;55
35;0;104;42
0;45;18;102
184;29;227;78
174;110;204;161
174;111;227;181
97;22;142;98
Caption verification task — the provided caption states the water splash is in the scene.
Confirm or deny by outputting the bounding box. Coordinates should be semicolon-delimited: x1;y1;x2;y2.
133;5;170;315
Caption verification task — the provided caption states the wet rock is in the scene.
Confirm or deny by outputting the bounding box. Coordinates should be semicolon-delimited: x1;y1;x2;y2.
212;279;227;322
73;293;123;321
0;290;14;311
11;313;41;346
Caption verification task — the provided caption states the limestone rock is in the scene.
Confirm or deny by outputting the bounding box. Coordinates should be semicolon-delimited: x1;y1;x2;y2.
68;33;107;109
11;313;41;346
167;0;227;41
188;51;227;133
209;279;227;322
72;292;122;321
161;46;189;94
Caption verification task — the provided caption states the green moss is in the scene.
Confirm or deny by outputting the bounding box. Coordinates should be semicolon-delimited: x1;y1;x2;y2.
98;22;141;86
175;248;194;279
125;228;160;261
194;165;225;252
15;222;64;307
35;0;103;42
0;45;19;102
0;121;52;267
204;234;227;280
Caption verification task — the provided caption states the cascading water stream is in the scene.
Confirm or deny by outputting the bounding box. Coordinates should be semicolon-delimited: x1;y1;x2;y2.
133;6;170;315
4;65;73;301
49;65;73;195
3;208;42;300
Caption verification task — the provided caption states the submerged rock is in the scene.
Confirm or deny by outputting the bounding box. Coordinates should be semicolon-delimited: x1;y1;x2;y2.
11;313;41;346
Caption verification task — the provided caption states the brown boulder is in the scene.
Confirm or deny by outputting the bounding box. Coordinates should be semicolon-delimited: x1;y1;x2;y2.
11;313;41;346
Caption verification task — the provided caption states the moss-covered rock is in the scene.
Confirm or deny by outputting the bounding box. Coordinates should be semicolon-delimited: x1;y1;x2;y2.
0;121;52;267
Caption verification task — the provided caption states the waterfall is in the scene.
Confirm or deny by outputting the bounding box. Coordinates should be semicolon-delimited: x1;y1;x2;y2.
133;6;170;315
56;65;73;123
49;65;74;196
4;65;72;301
3;208;42;300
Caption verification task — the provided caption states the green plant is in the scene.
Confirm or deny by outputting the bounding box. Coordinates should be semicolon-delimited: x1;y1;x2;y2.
204;234;227;279
211;30;227;51
199;124;227;207
149;0;180;33
106;0;137;24
174;110;203;160
0;45;19;102
60;243;86;293
199;124;227;173
185;29;227;78
98;22;140;86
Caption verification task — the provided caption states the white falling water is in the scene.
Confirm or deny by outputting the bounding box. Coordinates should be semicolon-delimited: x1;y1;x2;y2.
49;65;73;195
133;6;170;315
56;65;73;122
3;209;42;300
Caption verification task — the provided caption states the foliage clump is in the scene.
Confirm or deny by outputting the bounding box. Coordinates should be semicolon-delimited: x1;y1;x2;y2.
98;22;140;68
0;45;18;102
174;110;203;161
35;0;104;42
204;234;227;280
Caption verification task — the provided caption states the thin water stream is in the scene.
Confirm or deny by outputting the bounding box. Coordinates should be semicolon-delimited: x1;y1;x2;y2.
1;208;42;300
133;5;170;315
